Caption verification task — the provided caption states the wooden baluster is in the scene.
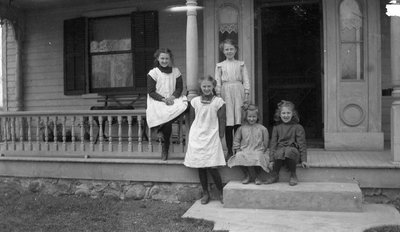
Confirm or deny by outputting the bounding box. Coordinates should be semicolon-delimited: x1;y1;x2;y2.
137;115;143;152
19;117;24;151
27;117;32;151
127;116;132;152
10;117;16;150
62;116;67;151
99;116;104;152
44;117;49;151
179;115;184;152
148;126;153;152
89;116;94;151
117;116;122;152
4;118;8;151
71;116;76;151
53;116;58;151
108;116;113;152
80;116;85;151
36;117;40;151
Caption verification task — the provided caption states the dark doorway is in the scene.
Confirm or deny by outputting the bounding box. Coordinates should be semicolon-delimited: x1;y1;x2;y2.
260;1;323;147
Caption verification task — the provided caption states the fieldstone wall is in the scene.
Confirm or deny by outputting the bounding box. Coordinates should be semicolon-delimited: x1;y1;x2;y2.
0;177;212;203
2;177;400;207
363;188;400;210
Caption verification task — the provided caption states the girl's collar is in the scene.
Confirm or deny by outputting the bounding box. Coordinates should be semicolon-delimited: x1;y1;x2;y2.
200;94;215;104
157;64;172;74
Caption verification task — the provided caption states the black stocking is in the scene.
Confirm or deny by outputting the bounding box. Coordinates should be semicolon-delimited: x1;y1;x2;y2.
208;168;223;192
274;159;284;174
285;158;297;174
198;168;208;192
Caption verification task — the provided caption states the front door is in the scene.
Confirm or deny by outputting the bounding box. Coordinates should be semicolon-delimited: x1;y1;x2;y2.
259;1;323;147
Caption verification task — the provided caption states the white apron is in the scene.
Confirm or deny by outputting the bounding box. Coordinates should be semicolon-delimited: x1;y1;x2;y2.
184;96;226;168
146;67;188;128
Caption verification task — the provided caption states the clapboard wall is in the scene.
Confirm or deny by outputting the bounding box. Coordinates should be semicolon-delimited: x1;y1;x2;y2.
4;0;203;111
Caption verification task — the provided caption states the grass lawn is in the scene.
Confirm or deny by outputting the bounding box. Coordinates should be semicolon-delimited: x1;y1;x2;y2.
0;190;220;232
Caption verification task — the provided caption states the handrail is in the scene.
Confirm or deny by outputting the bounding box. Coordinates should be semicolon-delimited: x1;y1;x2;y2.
0;110;186;158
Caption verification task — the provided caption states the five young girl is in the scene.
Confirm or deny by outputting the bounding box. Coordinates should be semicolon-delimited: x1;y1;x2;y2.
215;39;250;160
227;105;270;185
267;100;308;186
184;75;226;204
147;46;309;204
146;48;188;160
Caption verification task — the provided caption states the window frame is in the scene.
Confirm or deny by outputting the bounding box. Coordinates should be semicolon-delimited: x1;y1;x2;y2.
63;11;158;96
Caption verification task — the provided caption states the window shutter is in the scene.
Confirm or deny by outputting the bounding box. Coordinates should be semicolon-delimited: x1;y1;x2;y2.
132;11;159;90
64;17;87;95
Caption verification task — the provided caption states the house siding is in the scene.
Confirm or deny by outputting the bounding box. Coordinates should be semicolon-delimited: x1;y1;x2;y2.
10;0;203;111
4;24;17;111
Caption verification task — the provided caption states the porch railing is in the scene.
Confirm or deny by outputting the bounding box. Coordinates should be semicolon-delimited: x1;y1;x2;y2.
0;110;186;159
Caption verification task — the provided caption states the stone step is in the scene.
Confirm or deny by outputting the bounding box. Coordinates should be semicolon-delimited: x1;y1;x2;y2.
223;181;363;212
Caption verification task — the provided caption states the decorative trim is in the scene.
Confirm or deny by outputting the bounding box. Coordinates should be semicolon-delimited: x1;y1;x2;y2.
219;23;238;33
340;103;365;126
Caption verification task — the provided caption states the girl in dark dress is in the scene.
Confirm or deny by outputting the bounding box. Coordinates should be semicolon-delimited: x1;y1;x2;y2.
266;100;308;186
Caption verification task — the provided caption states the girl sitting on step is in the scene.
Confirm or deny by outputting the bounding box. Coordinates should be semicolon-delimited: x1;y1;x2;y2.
184;75;226;204
266;100;308;186
227;105;270;185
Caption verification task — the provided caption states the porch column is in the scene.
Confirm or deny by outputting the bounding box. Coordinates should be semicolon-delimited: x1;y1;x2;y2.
387;2;400;162
186;0;199;100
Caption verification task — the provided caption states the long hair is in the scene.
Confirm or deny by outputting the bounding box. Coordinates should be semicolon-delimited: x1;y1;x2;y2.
153;48;174;67
243;104;260;124
273;100;300;124
198;75;217;95
219;39;238;52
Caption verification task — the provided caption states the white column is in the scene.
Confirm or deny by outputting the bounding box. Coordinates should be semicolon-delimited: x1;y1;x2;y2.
186;0;199;101
387;3;400;162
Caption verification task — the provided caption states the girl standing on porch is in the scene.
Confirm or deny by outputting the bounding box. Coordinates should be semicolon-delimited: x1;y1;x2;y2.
184;75;226;205
146;48;188;161
215;39;250;160
266;100;308;186
227;105;270;185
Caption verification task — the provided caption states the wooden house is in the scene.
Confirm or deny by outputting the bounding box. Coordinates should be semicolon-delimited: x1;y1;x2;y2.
0;0;400;190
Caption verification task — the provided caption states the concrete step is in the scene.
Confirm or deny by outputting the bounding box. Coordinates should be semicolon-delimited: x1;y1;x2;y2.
184;201;400;232
223;181;363;212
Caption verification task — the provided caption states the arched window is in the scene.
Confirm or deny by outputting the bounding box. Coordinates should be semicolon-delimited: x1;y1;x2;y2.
340;0;364;80
218;5;239;61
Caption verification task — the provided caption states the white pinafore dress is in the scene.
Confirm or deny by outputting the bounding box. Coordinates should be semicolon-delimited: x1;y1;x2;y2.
146;67;188;128
184;96;226;168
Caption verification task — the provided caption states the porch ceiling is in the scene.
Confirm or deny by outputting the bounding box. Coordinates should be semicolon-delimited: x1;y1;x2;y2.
0;0;164;10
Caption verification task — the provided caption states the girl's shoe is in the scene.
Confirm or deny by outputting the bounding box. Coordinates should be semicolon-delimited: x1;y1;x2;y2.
255;178;262;185
289;173;298;186
219;192;224;204
200;192;210;204
265;172;279;184
241;175;251;184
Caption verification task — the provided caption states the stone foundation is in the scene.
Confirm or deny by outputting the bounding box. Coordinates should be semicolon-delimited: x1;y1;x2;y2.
363;188;400;209
2;177;400;207
0;177;215;203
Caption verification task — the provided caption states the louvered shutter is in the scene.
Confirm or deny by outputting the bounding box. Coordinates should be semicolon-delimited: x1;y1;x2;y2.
63;17;87;95
132;11;159;91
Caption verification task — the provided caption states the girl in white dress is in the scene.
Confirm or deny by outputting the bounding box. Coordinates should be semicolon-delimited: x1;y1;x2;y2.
146;48;188;160
215;39;250;159
184;76;226;204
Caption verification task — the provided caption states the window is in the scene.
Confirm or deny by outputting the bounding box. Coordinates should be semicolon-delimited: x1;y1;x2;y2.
64;11;158;95
339;0;364;80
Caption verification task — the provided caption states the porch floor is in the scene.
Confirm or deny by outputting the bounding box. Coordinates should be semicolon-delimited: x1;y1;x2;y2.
1;142;398;168
306;149;399;169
